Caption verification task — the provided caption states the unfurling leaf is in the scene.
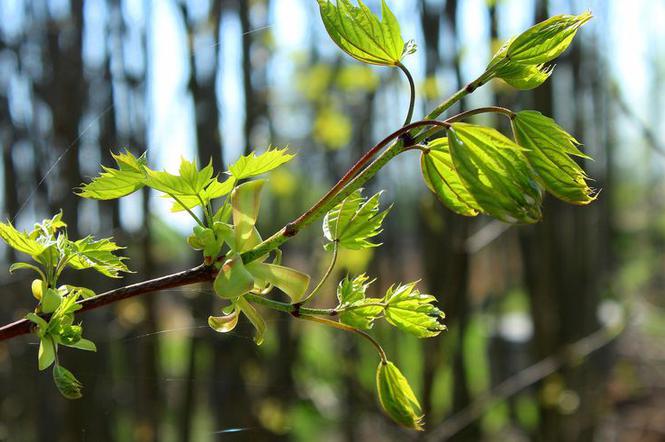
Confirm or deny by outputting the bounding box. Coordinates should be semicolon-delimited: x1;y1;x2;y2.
245;262;311;302
323;189;390;250
67;236;130;278
447;123;543;223
0;222;45;256
512;110;596;204
52;365;83;399
503;12;591;65
214;255;255;299
38;336;56;370
376;361;424;430
494;61;553;90
208;305;240;333
229;148;294;180
231;180;265;252
383;282;445;338
336;274;383;330
317;0;409;67
420;138;480;216
78;150;147;199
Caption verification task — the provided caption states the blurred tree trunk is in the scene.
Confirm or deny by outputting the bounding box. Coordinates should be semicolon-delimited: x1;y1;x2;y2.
418;2;478;440
178;1;225;440
518;2;610;441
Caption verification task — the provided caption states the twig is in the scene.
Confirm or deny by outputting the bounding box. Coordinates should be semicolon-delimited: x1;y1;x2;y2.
0;264;216;341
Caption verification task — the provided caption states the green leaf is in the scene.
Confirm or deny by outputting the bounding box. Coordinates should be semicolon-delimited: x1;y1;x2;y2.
383;282;446;338
512;110;595;205
146;157;213;195
317;0;408;67
214;255;255;299
323;189;390;250
336;274;383;330
38;336;56;370
26;312;49;333
78;150;148;200
41;288;63;314
0;222;45;256
246;262;311;302
420;138;481;216
504;12;591;65
9;262;46;279
447;123;543;223
52;365;83;399
376;361;424;430
208;305;240;333
231;180;265;252
168;175;236;213
229;148;294;180
67;236;130;278
63;338;97;352
494;62;553;90
236;296;266;345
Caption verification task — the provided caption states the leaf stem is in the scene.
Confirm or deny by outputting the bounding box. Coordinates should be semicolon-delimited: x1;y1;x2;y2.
298;314;387;364
298;241;338;306
169;193;205;227
396;62;416;126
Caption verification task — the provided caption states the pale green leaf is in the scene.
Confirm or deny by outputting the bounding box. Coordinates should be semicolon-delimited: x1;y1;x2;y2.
420;138;480;216
63;338;97;352
504;12;591;65
246;262;311;302
52;365;83;399
67;236;130;278
0;222;45;256
323;189;390;250
495;62;553;90
208;305;240;333
376;361;424;430
229;148;294;180
213;255;255;299
236;296;266;346
78;150;148;200
336;274;383;330
145;157;213;197
26;312;49;333
447;123;543;223
231;180;265;252
383;282;446;338
39;337;56;370
169;175;236;212
317;0;408;66
9;262;46;279
512;110;595;204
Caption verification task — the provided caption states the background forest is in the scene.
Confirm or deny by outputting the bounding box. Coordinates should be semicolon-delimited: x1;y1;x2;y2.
0;0;663;441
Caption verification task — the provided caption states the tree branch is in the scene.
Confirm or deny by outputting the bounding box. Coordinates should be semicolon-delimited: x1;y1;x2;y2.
0;264;217;341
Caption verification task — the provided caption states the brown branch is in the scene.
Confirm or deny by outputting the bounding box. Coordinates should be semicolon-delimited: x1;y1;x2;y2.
0;264;216;341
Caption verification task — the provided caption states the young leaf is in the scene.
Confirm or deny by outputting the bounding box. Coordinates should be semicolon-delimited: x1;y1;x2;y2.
10;262;46;280
63;338;97;352
494;62;553;90
383;282;446;338
214;255;255;299
447;123;543;223
78;150;148;199
168;176;235;213
0;222;45;256
420;138;481;216
26;312;49;333
67;236;130;278
38;336;56;370
145;157;213;197
236;296;266;346
376;361;424;430
323;189;390;250
336;274;383;330
41;288;63;314
229;148;294;180
318;0;409;67
504;12;591;65
231;180;265;252
208;305;240;333
52;365;83;399
512;110;595;205
245;262;311;303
